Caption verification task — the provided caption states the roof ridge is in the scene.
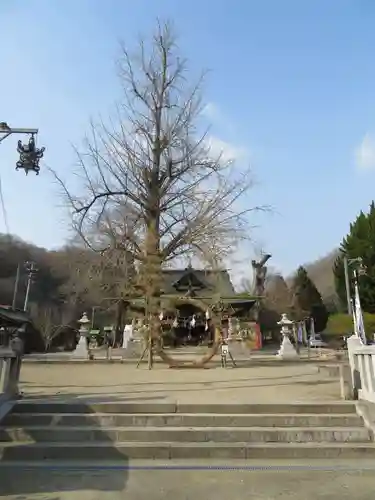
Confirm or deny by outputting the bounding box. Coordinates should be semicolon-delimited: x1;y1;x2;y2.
161;269;228;273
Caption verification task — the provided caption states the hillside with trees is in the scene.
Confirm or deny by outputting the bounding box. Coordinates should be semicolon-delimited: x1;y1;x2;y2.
0;233;135;347
241;266;328;334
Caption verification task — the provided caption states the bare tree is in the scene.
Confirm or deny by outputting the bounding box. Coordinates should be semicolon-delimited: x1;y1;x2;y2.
29;303;64;352
264;273;292;314
52;21;263;366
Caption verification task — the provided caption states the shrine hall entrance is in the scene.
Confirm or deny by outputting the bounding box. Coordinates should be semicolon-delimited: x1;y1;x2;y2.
173;303;211;346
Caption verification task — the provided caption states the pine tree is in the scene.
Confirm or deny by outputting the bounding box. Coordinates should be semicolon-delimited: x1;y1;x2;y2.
333;201;375;313
291;266;328;332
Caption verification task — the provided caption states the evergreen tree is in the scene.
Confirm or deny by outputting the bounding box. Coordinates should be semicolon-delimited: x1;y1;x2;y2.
291;266;328;332
333;201;375;313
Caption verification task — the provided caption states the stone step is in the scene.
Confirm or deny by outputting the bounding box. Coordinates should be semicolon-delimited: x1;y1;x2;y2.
1;441;375;460
11;402;357;415
2;412;364;428
0;425;371;443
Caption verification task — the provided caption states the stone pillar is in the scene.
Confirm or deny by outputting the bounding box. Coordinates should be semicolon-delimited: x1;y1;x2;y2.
276;313;298;359
347;334;362;399
8;327;24;397
72;312;90;359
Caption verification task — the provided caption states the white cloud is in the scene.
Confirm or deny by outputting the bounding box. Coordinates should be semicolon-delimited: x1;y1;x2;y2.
206;135;249;163
355;133;375;170
202;102;221;121
201;102;249;164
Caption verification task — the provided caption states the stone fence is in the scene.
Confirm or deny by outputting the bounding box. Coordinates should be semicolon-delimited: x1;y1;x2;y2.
0;328;24;406
348;335;375;403
0;347;22;402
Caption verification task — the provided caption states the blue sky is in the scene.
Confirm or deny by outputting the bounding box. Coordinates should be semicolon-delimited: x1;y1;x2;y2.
1;0;375;281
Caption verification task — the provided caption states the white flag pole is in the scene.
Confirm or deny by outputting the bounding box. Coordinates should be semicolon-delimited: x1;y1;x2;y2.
310;317;316;341
351;298;358;336
353;271;366;344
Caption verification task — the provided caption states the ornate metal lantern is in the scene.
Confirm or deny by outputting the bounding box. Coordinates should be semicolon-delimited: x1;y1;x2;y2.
16;135;45;175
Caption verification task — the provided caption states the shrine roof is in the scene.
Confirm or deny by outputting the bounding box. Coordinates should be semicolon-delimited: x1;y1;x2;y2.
0;306;32;327
128;295;258;311
161;268;235;296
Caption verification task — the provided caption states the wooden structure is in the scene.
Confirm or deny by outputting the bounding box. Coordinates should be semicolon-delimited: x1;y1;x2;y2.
0;306;44;353
128;266;258;345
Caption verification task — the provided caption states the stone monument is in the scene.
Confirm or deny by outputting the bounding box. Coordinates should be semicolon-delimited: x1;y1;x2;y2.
122;319;144;359
122;323;133;349
276;313;298;359
347;334;363;398
72;312;90;359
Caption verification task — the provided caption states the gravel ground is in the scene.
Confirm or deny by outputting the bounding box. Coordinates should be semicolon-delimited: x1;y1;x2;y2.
19;361;341;403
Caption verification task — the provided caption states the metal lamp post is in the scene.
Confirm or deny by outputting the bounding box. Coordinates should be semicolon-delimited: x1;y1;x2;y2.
0;122;45;175
23;261;38;312
343;256;366;315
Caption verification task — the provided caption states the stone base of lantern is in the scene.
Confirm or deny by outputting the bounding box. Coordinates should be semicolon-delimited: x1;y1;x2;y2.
71;335;89;359
277;335;298;360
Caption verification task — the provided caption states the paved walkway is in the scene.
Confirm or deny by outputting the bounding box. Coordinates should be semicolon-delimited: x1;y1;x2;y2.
1;460;375;499
19;360;342;403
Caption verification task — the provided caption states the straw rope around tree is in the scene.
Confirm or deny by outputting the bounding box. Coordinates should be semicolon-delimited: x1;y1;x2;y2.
153;296;222;368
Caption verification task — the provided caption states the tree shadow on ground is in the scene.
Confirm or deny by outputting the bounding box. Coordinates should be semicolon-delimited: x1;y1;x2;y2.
0;468;129;499
0;395;131;498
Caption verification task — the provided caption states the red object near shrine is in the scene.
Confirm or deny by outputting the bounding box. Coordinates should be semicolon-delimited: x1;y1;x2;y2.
254;323;262;350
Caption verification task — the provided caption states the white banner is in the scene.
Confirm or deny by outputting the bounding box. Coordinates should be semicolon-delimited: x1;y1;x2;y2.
310;317;316;341
122;324;133;349
354;281;366;345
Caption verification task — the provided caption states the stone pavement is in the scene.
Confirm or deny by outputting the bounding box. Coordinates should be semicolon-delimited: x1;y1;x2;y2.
1;460;375;499
3;359;370;499
19;360;342;403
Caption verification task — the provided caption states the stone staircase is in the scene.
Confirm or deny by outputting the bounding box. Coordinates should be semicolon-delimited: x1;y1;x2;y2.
0;401;375;462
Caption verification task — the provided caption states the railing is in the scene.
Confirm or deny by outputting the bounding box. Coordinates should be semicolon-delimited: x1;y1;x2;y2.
347;335;375;403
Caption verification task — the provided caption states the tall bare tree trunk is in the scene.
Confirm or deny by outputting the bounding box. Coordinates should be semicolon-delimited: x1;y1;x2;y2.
115;299;129;346
143;215;162;369
51;21;265;370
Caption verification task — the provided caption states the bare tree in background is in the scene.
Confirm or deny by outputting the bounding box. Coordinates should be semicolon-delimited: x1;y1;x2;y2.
264;273;292;314
52;21;263;367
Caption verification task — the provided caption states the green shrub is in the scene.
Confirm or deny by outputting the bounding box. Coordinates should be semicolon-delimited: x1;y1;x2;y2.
326;312;375;339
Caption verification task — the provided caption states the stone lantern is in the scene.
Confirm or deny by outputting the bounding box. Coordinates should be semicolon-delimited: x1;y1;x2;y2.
276;313;298;359
72;312;90;359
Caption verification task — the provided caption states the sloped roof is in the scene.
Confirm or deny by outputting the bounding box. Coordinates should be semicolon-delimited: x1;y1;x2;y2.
0;306;32;326
161;268;236;296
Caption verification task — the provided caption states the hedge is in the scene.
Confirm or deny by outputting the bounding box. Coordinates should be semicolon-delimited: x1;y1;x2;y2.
325;313;375;339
